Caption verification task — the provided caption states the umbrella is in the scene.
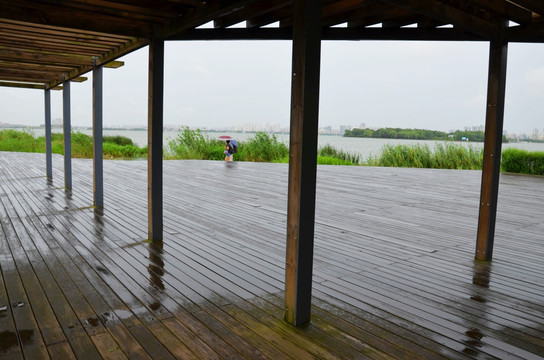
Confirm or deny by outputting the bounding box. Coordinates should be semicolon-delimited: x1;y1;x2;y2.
217;135;238;147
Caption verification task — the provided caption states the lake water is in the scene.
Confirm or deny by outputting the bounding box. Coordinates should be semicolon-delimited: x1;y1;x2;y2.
21;127;544;160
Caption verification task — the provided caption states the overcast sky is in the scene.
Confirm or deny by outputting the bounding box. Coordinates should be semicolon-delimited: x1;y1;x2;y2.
1;40;543;135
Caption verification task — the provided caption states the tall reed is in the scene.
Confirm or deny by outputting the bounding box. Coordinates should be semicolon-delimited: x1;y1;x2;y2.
237;132;289;162
318;144;361;164
166;127;225;160
366;143;483;169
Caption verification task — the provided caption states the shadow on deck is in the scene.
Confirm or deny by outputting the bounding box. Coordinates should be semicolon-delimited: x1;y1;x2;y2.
1;152;543;359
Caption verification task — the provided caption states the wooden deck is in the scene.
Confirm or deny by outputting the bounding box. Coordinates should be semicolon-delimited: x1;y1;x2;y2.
1;151;543;360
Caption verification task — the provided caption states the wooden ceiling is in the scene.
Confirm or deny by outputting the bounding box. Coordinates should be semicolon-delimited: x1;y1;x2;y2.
1;0;543;90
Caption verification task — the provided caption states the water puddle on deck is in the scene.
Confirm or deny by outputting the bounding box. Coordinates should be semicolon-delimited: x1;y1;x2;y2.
0;329;34;353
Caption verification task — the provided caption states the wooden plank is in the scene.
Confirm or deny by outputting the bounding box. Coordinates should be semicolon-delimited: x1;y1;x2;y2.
47;342;77;360
0;201;52;359
1;153;543;359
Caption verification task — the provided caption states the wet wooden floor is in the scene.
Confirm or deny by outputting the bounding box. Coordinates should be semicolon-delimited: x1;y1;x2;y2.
1;151;543;360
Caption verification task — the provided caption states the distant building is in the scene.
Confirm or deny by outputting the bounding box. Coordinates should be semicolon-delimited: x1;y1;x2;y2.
339;125;352;134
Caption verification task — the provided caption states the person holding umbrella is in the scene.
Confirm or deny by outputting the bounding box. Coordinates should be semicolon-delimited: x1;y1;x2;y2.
224;139;233;161
218;135;237;162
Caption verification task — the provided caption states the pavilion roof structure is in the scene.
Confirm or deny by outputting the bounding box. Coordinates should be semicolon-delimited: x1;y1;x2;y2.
0;0;544;90
1;0;544;331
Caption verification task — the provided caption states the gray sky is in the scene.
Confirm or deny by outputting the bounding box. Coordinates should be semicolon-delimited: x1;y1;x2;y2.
1;40;543;135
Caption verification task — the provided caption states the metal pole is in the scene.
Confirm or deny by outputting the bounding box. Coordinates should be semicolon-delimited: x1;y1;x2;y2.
63;78;72;190
148;38;164;242
44;88;52;179
93;60;104;208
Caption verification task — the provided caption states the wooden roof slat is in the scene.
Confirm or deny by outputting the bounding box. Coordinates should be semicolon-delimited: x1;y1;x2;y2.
246;3;293;28
54;0;189;19
213;0;291;29
467;0;533;24
508;0;544;16
0;1;154;37
0;60;73;70
280;0;376;28
0;46;92;67
161;0;264;37
0;0;543;89
347;3;413;28
381;0;499;37
0;80;46;89
508;21;544;42
0;32;115;55
0;18;134;41
0;22;133;48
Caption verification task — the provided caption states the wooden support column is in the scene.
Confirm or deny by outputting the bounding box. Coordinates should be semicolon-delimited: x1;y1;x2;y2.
93;60;104;208
284;0;321;326
63;78;72;190
44;88;52;179
148;37;164;242
476;23;508;262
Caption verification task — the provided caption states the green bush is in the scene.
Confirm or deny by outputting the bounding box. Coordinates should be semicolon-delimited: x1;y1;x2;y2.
501;148;544;175
103;135;134;146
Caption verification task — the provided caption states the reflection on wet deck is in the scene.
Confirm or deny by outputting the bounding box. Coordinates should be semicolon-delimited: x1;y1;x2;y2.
1;152;543;359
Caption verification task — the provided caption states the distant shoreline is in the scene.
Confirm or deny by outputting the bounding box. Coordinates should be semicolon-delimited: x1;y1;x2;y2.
2;125;543;144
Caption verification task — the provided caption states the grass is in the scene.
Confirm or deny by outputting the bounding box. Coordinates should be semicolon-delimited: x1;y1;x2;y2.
6;129;540;175
165;128;289;162
0;129;146;159
0;129;40;153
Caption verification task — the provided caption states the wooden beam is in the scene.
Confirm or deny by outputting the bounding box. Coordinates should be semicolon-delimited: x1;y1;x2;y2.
44;88;52;179
476;22;508;262
466;0;532;25
213;0;290;28
323;27;484;41
162;0;262;38
148;37;164;242
171;26;486;41
284;0;321;327
510;0;544;16
93;61;103;208
381;0;498;38
507;22;544;42
63;79;72;190
103;61;124;69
